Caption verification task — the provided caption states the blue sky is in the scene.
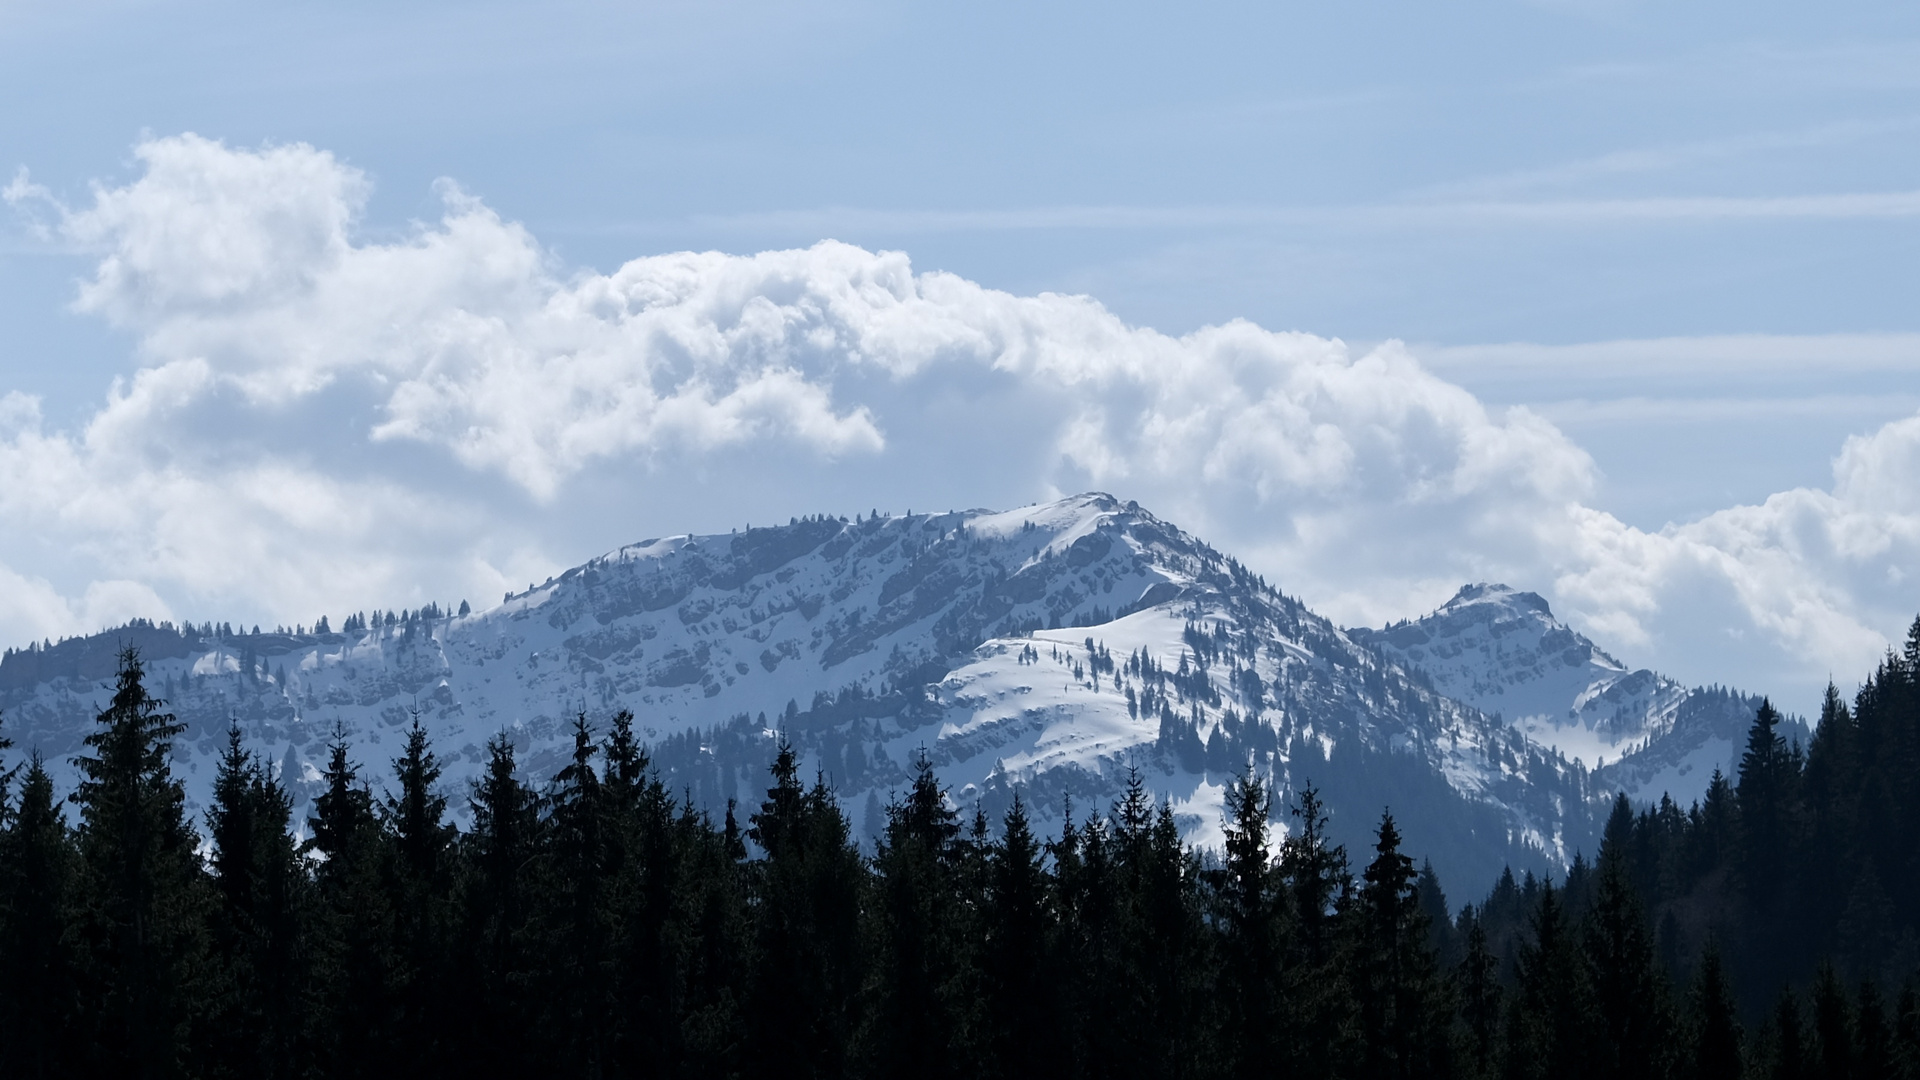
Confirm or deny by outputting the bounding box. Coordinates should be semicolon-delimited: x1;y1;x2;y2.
3;0;1920;714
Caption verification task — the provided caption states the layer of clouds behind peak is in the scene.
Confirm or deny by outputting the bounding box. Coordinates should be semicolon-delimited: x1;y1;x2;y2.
4;134;1917;716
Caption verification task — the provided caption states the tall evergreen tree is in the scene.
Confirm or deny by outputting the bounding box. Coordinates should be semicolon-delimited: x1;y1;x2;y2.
605;712;688;1077
1108;773;1209;1080
1282;783;1355;1077
1811;963;1855;1080
980;794;1064;1080
865;752;966;1079
202;726;303;1079
1052;800;1122;1077
743;741;864;1080
456;733;541;1075
381;717;456;1073
541;714;616;1074
1854;979;1894;1080
1352;810;1449;1080
70;648;211;1079
1217;770;1284;1080
1688;945;1743;1080
1737;701;1802;922
1455;910;1504;1080
303;725;398;1078
1583;850;1675;1080
0;754;80;1080
1767;990;1808;1080
1504;882;1596;1080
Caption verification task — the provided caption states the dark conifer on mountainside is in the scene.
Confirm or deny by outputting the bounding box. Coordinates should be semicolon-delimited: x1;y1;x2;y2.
1765;991;1808;1080
1810;963;1854;1080
304;722;398;1078
70;648;211;1079
0;754;80;1080
455;733;541;1075
204;725;303;1079
742;740;863;1080
1281;782;1356;1077
1455;912;1504;1080
865;752;966;1079
979;794;1063;1080
1117;791;1209;1080
1688;945;1743;1080
382;717;456;1073
543;714;616;1073
1503;883;1597;1080
1583;828;1675;1080
1216;770;1283;1080
1351;811;1450;1080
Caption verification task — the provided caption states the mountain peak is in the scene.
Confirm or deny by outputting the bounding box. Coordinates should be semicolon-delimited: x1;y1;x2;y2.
1442;582;1553;618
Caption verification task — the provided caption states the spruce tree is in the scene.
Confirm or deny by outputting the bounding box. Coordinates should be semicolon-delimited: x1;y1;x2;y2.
1282;783;1355;1077
381;717;455;1072
1106;772;1209;1079
1455;910;1504;1080
1051;800;1120;1077
70;648;212;1079
606;713;687;1077
202;726;303;1079
865;752;965;1079
1737;700;1803;938
980;794;1064;1080
1504;882;1596;1080
1282;784;1349;966
670;793;750;1077
1767;990;1808;1080
1895;983;1920;1080
1419;859;1457;966
456;733;541;1074
1688;945;1743;1080
743;741;864;1080
541;715;615;1074
1217;770;1283;1080
1583;852;1676;1080
0;755;80;1080
303;725;398;1077
1811;963;1855;1080
1854;979;1894;1080
1353;810;1449;1080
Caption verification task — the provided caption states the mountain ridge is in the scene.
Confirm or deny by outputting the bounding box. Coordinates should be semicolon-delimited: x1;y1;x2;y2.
1349;581;1802;804
0;494;1763;891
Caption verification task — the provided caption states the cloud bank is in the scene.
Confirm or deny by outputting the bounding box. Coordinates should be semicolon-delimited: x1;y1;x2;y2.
4;134;1917;712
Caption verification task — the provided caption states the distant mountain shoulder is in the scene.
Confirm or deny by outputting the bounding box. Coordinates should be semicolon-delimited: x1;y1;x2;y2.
1351;583;1805;806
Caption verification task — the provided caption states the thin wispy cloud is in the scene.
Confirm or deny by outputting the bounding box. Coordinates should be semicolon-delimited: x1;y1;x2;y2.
1421;333;1920;377
1552;38;1920;94
672;190;1920;238
1532;394;1920;427
1411;116;1920;201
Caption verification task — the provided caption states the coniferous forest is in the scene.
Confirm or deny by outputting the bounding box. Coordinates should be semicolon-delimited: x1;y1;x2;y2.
3;629;1920;1079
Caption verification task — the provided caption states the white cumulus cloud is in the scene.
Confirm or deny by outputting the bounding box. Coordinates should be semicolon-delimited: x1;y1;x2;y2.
3;132;1918;714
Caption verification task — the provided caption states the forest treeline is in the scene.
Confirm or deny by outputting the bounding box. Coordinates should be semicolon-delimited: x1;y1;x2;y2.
2;631;1920;1079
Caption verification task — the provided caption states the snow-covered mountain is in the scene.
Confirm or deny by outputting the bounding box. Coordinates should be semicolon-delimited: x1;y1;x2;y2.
0;495;1668;890
1350;583;1803;805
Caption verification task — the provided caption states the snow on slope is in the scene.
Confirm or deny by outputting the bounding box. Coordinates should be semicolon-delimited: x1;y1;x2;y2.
1350;583;1798;805
0;495;1605;888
